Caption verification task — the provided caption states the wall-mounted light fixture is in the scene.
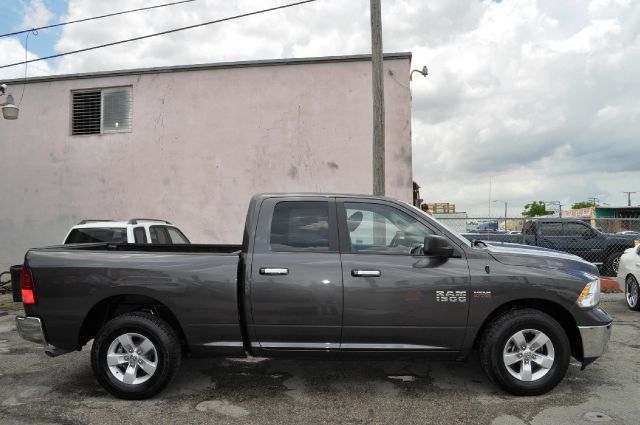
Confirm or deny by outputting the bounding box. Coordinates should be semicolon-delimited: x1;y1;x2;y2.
1;84;19;120
410;65;428;80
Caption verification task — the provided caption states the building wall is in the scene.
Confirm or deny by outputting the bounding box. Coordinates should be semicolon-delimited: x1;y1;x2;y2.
0;55;412;269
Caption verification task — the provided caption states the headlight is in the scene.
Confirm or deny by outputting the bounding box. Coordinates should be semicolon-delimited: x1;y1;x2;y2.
576;277;600;308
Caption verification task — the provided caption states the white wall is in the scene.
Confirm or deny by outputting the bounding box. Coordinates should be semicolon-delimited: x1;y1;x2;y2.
0;55;412;269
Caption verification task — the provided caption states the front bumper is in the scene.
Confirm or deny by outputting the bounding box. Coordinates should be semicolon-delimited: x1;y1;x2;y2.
578;323;611;361
15;316;47;345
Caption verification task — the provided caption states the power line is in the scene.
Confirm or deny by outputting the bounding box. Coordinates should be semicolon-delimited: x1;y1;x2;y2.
0;0;318;70
0;0;198;39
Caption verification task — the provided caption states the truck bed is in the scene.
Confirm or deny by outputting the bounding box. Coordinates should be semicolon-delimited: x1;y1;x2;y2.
24;243;245;355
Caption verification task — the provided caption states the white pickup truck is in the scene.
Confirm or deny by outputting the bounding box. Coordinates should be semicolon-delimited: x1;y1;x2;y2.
63;219;190;245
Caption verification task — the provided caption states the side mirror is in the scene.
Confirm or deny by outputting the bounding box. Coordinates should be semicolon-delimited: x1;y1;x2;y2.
423;235;454;257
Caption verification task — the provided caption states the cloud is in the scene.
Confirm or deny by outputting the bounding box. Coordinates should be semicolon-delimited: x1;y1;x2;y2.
5;0;640;214
0;37;54;80
19;0;55;29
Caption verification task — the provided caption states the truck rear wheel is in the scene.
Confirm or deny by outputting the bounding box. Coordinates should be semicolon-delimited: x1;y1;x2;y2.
479;309;570;396
91;312;181;399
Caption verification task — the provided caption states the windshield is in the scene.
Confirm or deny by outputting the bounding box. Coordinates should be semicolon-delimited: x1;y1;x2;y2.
400;201;472;248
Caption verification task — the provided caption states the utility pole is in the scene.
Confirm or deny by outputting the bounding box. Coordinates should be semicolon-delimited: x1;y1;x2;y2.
370;0;385;196
623;191;636;206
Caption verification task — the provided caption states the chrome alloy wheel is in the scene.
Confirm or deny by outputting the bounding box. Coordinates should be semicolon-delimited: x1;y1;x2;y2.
106;333;158;385
503;329;555;382
627;276;639;308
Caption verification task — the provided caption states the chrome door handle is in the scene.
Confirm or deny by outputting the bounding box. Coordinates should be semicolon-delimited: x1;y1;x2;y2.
352;269;381;277
259;267;289;276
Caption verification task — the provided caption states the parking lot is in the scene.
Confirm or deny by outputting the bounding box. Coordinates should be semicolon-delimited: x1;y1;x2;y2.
0;293;637;425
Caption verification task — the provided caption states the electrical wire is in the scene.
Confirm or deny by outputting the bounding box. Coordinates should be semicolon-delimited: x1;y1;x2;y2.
0;0;198;39
17;30;37;107
0;0;318;70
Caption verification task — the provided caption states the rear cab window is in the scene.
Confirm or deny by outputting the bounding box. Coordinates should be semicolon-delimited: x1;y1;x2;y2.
133;227;147;243
65;228;127;244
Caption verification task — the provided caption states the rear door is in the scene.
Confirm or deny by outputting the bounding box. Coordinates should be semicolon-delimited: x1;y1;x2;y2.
249;197;343;351
337;199;471;352
537;221;564;251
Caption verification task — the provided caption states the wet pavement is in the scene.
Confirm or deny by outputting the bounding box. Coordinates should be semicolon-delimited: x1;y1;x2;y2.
0;293;638;425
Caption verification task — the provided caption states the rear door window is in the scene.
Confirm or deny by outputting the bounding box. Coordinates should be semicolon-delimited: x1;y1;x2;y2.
133;227;148;243
270;201;330;252
65;228;127;244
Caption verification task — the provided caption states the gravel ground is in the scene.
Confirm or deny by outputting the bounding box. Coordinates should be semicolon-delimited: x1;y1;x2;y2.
0;293;638;425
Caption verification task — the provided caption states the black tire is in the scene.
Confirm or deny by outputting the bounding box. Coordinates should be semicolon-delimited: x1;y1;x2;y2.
604;252;622;277
479;309;570;396
91;312;181;400
625;275;640;311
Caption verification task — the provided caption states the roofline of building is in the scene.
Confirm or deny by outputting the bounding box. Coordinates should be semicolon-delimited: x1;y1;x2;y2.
2;52;412;85
596;206;640;210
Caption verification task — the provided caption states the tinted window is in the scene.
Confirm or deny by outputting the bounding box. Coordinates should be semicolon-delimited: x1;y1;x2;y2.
149;226;171;244
523;221;536;235
540;222;563;236
65;228;127;244
133;227;147;244
167;227;189;244
270;201;330;252
565;222;593;238
344;203;434;254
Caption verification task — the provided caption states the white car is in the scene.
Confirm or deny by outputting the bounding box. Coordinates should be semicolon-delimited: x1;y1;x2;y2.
617;244;640;311
63;219;190;245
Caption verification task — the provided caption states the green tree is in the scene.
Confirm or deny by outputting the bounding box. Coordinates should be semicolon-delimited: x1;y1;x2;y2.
572;201;595;209
522;201;549;217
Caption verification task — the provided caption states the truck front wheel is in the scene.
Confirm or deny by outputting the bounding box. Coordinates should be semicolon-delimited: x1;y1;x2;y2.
91;312;181;399
604;252;622;276
479;309;570;396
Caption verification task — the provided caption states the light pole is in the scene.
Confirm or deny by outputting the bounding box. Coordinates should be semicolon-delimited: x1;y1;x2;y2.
493;200;508;231
370;0;385;196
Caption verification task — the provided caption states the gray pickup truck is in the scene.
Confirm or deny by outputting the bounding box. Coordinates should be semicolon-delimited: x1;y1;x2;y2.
463;218;639;275
16;194;611;399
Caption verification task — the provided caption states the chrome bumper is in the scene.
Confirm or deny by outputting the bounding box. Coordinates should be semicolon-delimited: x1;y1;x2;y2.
15;316;47;346
578;324;611;359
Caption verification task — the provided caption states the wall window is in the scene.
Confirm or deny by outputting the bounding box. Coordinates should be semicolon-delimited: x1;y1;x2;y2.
71;87;132;135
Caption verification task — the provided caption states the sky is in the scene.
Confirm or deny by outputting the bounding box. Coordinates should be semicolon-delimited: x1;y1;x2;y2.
0;0;639;216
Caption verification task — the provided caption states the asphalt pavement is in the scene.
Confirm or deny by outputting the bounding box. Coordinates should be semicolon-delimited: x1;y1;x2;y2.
0;293;638;425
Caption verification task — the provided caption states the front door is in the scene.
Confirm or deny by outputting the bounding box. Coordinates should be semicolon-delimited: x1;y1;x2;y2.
249;197;343;351
337;199;471;352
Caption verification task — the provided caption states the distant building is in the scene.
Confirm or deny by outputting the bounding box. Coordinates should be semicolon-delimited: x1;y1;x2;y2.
562;206;640;232
433;212;468;232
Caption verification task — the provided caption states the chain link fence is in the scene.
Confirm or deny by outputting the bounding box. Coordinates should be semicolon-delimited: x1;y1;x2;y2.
436;216;640;277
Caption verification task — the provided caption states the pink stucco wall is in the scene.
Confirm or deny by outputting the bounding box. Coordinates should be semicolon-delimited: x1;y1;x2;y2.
0;55;412;268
